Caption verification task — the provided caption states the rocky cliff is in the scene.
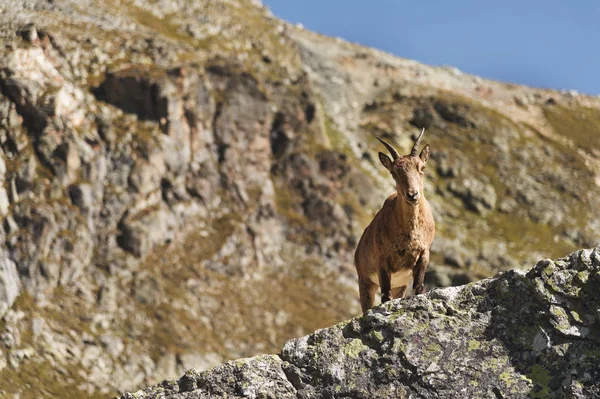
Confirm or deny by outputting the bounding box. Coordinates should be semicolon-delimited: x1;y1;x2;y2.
121;247;600;398
0;0;599;397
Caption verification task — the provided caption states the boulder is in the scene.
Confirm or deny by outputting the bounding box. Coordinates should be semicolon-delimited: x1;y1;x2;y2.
121;247;600;399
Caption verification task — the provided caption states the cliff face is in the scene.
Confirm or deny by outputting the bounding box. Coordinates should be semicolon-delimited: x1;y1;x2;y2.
122;247;600;399
0;0;599;397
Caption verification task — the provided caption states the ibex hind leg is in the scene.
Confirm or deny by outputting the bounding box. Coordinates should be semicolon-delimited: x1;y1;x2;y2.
413;252;429;295
358;277;378;314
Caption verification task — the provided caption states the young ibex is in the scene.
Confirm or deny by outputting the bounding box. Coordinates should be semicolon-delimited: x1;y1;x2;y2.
355;129;435;313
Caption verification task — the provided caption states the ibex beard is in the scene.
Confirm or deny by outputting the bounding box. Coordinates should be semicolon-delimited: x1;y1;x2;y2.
354;128;436;314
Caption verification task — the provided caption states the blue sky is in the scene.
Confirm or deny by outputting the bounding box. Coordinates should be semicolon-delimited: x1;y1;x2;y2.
263;1;600;95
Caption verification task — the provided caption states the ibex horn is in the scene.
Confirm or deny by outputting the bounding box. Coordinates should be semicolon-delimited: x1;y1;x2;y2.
376;136;400;161
410;128;425;156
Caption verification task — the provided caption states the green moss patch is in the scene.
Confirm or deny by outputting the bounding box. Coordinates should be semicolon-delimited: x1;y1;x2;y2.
528;364;552;398
0;359;108;399
544;103;600;154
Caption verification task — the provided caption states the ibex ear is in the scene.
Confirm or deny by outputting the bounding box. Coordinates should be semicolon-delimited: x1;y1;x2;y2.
378;152;393;170
419;144;431;163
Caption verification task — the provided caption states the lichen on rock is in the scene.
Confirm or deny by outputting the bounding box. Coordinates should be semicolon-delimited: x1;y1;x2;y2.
122;247;600;398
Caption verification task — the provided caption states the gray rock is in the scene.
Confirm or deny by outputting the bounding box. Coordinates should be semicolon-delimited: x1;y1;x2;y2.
155;353;177;383
31;317;45;340
0;186;8;217
123;247;600;399
0;351;6;373
132;272;162;305
99;334;124;358
68;183;94;214
123;355;297;399
117;205;177;257
0;254;20;317
0;328;19;348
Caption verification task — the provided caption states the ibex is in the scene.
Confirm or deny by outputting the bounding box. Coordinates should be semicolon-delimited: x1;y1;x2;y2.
355;129;435;313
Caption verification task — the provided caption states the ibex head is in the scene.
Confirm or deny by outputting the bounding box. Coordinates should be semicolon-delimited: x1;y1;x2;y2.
377;128;430;205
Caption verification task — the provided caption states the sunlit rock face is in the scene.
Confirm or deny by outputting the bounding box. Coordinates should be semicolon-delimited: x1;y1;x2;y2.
1;0;600;396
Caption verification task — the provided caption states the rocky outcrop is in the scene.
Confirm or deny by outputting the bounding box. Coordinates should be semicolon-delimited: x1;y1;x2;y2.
122;247;600;398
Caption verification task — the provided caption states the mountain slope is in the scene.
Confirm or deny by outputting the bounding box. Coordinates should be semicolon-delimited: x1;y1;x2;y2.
0;0;598;396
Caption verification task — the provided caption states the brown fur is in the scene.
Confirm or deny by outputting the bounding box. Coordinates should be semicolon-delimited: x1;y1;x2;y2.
354;136;435;314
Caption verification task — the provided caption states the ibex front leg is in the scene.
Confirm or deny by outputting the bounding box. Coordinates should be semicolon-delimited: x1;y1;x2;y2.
358;277;378;314
412;252;429;295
